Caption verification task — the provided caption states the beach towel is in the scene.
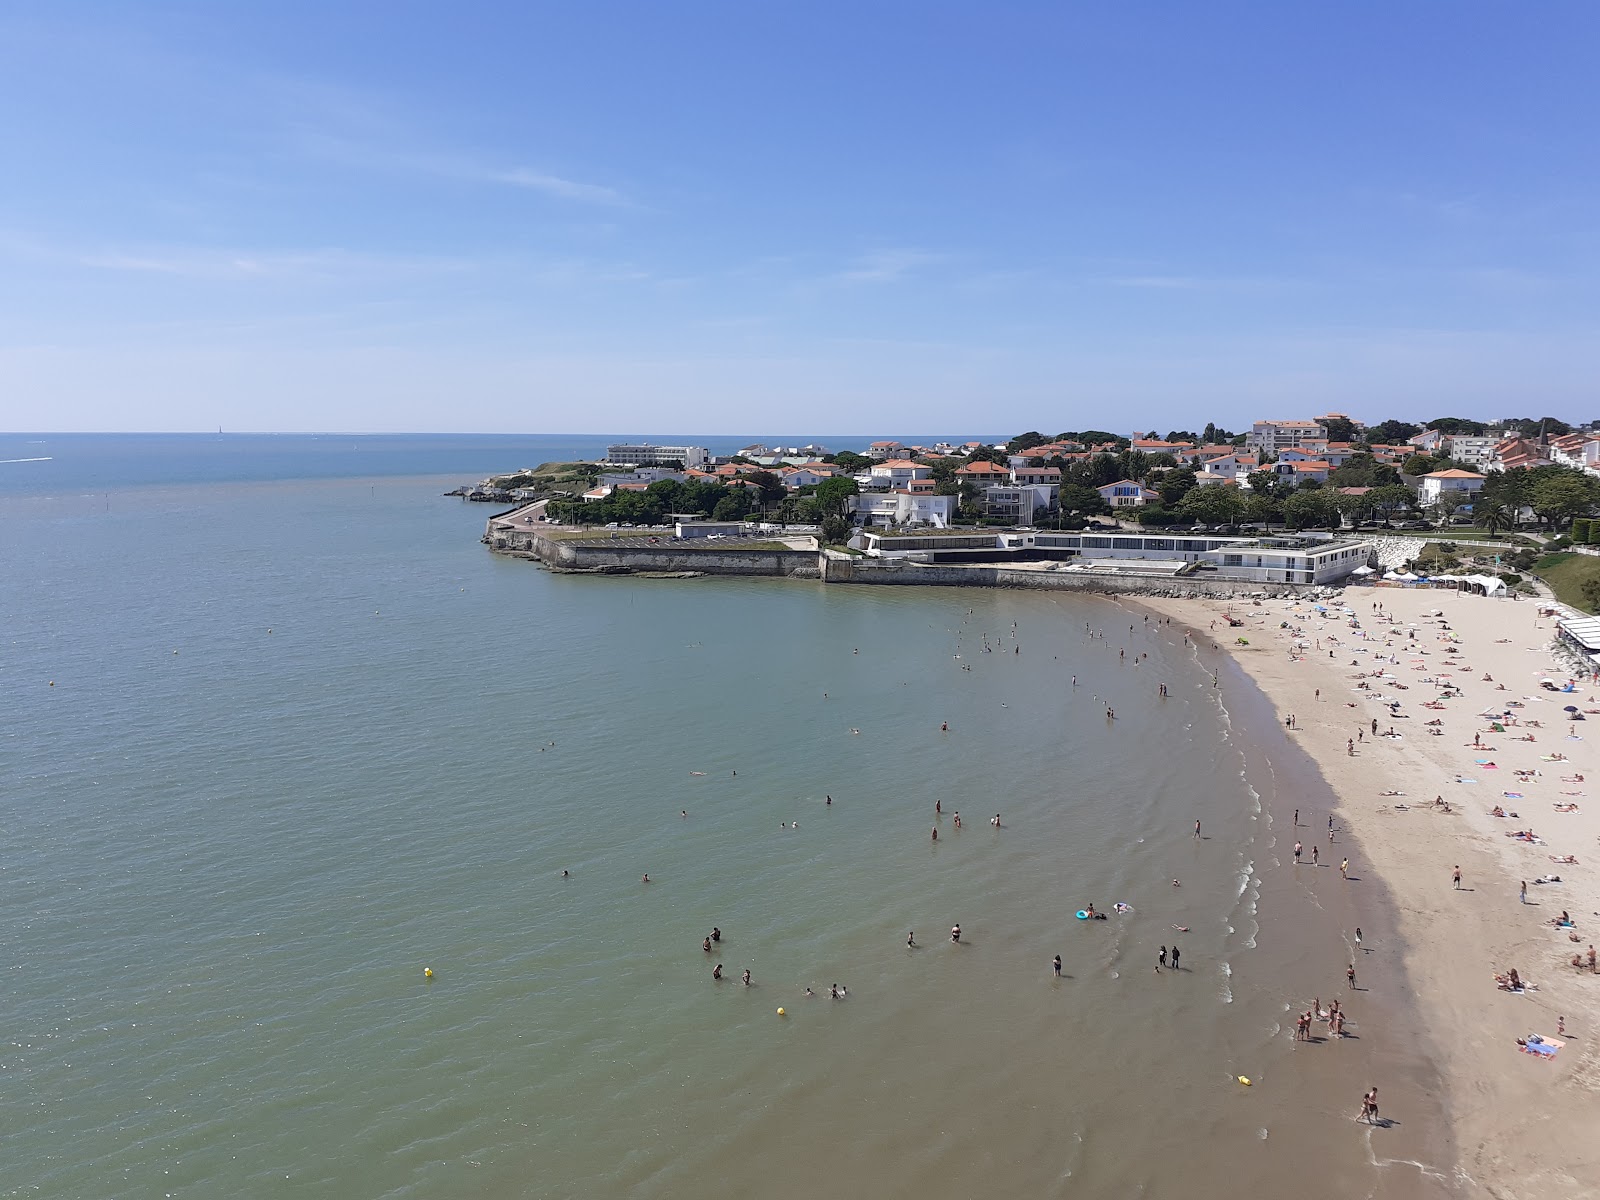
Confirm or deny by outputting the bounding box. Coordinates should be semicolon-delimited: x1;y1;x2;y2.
1503;792;1524;799
1476;760;1498;768
1520;1037;1563;1058
1455;778;1478;784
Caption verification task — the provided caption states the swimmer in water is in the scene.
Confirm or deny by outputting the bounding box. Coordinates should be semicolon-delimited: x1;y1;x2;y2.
642;874;650;883
561;869;569;878
908;931;915;947
703;936;712;952
742;969;752;986
713;964;723;980
1172;879;1181;887
951;924;961;943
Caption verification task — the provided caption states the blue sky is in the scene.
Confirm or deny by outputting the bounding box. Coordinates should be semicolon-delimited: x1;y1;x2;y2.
2;3;1597;434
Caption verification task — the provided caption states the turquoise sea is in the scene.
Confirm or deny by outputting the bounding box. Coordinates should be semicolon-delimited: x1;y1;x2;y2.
2;435;1452;1198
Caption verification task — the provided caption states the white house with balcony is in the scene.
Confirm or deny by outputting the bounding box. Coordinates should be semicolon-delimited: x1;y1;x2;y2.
1416;469;1485;507
867;459;933;489
850;490;956;528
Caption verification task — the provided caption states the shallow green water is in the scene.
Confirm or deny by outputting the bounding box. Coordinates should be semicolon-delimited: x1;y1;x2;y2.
3;471;1451;1198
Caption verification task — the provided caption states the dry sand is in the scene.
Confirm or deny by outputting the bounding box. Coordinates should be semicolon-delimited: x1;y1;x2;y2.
1137;586;1600;1197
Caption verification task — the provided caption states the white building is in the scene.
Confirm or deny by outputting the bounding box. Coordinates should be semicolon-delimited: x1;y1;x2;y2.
1444;436;1496;467
867;459;933;489
1097;479;1151;508
859;529;1373;586
1246;420;1328;454
981;483;1055;526
1416;469;1486;507
605;443;710;469
850;491;956;528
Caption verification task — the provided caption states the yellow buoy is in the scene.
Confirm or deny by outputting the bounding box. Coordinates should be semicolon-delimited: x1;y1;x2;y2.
776;1008;786;1017
424;967;434;979
1237;1076;1251;1086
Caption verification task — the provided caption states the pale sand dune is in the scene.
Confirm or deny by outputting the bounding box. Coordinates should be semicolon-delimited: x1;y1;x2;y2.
1137;586;1600;1198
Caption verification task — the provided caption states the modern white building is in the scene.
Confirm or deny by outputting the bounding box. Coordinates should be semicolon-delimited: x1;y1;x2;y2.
1444;436;1497;467
859;530;1374;586
1247;420;1328;453
605;443;711;469
981;483;1055;525
850;491;956;528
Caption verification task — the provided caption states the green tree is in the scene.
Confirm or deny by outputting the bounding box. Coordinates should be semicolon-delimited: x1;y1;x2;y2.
713;491;754;521
821;515;852;544
744;470;786;508
1157;468;1198;507
1006;431;1048;453
812;475;860;516
1321;415;1359;443
1368;484;1416;524
1530;473;1596;530
1179;485;1245;525
1401;454;1440;477
1369;419;1422;444
1431;492;1464;528
831;451;871;473
1476;502;1511;537
1284;490;1336;529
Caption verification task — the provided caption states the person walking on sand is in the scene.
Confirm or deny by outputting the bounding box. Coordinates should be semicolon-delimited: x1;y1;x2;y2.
1341;858;1349;879
1194;820;1201;839
1170;945;1180;970
1294;841;1303;863
1158;946;1167;971
1053;954;1063;977
1294;808;1299;827
1347;962;1357;988
1453;865;1462;890
1520;880;1528;904
1355;927;1363;950
1312;844;1319;866
1347;739;1355;756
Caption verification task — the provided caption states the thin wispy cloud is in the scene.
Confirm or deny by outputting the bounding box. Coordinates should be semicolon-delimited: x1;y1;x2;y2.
75;245;473;282
292;131;632;207
835;248;943;284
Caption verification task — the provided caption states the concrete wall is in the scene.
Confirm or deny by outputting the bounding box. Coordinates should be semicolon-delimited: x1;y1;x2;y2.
820;555;1314;597
487;530;815;576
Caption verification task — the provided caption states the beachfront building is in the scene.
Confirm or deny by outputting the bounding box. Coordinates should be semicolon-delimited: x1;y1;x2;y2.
1246;419;1328;454
605;443;710;469
858;529;1374;586
1416;469;1486;507
980;484;1055;526
1097;479;1150;508
849;491;955;528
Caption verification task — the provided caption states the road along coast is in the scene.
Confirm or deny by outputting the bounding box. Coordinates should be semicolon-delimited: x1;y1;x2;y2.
1134;586;1600;1198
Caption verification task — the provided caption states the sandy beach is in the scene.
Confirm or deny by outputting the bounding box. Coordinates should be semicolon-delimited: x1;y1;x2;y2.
1137;585;1600;1197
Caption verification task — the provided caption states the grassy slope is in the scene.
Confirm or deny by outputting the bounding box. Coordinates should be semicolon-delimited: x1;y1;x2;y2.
1533;552;1600;612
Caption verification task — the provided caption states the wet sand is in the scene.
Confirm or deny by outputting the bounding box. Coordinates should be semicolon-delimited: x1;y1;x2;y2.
1136;587;1600;1197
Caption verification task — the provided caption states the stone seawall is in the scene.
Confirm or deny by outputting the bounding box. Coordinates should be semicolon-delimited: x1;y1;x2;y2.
818;555;1314;598
486;529;816;577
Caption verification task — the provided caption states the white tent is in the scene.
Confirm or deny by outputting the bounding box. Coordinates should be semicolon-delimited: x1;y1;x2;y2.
1350;565;1375;576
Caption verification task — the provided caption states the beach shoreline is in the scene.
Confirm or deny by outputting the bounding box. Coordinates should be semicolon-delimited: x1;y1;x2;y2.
1131;587;1600;1198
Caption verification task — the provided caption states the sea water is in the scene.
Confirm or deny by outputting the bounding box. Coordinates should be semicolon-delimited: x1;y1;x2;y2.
1;437;1452;1198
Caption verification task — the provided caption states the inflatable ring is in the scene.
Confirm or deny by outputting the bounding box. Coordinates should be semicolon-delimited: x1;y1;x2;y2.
1076;911;1089;920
